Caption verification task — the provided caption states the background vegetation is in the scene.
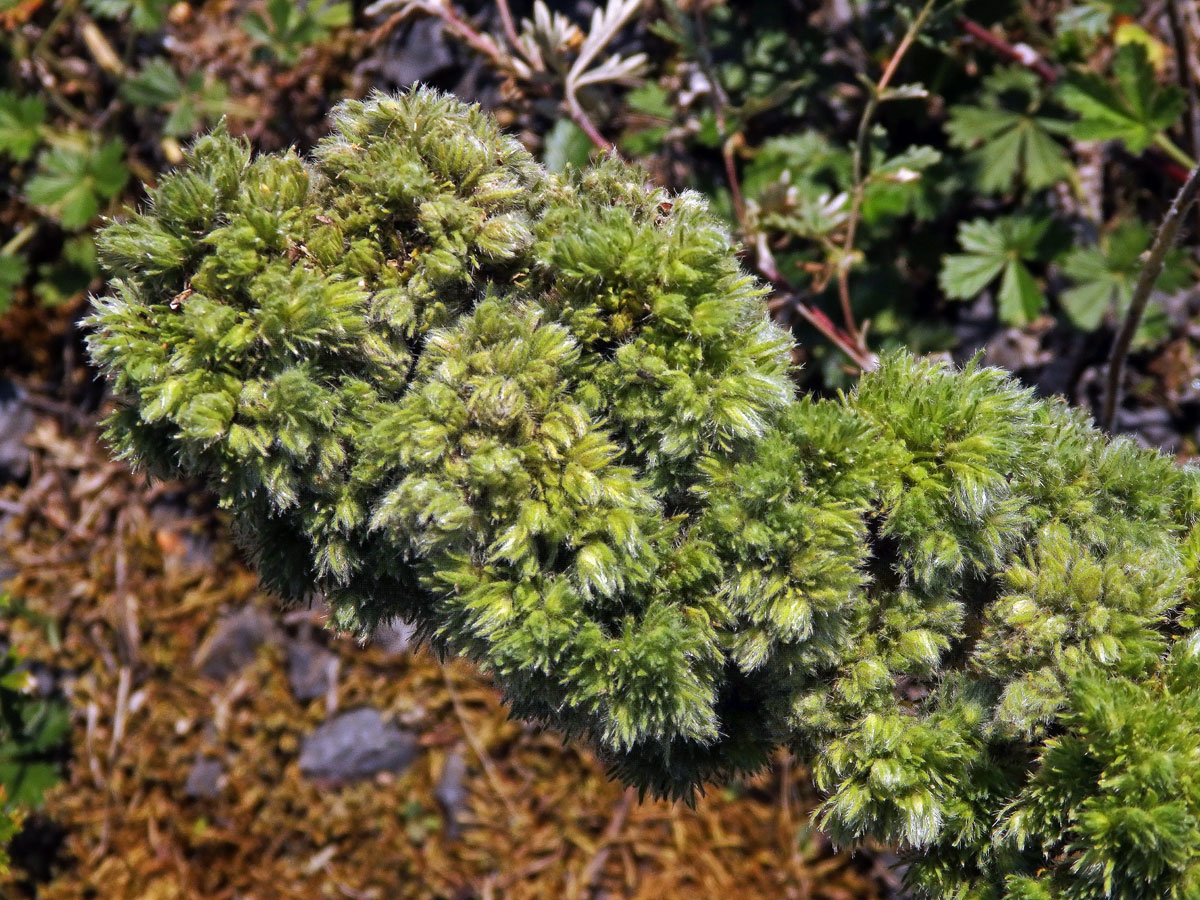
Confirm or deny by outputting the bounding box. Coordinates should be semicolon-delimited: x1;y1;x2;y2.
3;0;1200;897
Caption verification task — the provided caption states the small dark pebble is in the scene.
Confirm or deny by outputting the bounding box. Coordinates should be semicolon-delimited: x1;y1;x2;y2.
299;707;419;784
184;756;225;799
435;748;469;839
373;618;417;655
287;637;338;702
194;606;280;682
0;379;34;483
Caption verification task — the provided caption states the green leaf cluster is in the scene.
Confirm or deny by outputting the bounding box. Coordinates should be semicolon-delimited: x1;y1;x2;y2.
0;595;68;870
946;69;1072;195
940;215;1055;324
84;0;174;32
242;0;353;65
1060;219;1192;331
121;58;230;138
88;89;1200;900
1059;43;1185;156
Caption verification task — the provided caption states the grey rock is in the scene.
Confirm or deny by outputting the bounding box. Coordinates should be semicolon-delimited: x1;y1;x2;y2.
0;380;34;483
194;607;280;681
373;618;417;655
287;638;338;702
299;708;418;784
373;18;457;88
1118;406;1179;453
435;748;470;839
184;756;225;799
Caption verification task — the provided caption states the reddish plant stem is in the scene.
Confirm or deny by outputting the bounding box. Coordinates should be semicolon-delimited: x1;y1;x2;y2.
838;0;938;361
957;15;1190;186
570;106;615;153
956;16;1058;83
495;0;522;49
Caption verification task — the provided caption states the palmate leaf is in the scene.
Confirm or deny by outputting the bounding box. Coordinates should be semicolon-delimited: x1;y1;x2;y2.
25;140;129;229
940;216;1052;325
244;0;353;64
119;57;184;107
121;59;230;137
0;92;45;162
1059;220;1194;330
1059;43;1184;153
946;70;1072;194
0;647;68;811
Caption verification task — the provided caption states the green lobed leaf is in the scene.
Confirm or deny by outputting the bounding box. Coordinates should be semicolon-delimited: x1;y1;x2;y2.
0;92;46;162
1059;43;1185;154
940;216;1052;324
25;140;130;229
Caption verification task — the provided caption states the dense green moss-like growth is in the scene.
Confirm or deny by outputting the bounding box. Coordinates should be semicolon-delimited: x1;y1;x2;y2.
88;89;1200;899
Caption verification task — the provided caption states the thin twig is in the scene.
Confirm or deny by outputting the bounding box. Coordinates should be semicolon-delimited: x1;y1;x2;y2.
495;0;522;49
760;244;878;370
1102;161;1200;430
838;0;939;357
956;16;1057;83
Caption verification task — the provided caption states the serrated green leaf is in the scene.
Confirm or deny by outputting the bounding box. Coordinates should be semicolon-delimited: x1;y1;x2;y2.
0;760;61;810
1056;1;1137;38
244;0;351;64
862;144;941;220
998;257;1045;324
120;58;184;107
940;216;1051;324
1059;43;1184;153
26;140;129;229
1059;220;1194;330
947;70;1072;194
35;235;99;307
0;92;45;162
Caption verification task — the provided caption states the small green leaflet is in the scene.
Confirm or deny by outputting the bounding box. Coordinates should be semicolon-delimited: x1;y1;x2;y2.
740;131;848;199
0;255;28;315
543;119;593;172
1058;43;1184;154
84;0;173;31
862;144;942;222
0;92;46;162
940;216;1051;325
1059;220;1193;330
120;58;229;137
36;235;100;307
1055;0;1138;38
243;0;353;65
946;69;1072;194
25;140;129;230
0;647;69;811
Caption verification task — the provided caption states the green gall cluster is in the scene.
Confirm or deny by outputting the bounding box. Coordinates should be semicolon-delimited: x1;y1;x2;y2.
87;88;1200;899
